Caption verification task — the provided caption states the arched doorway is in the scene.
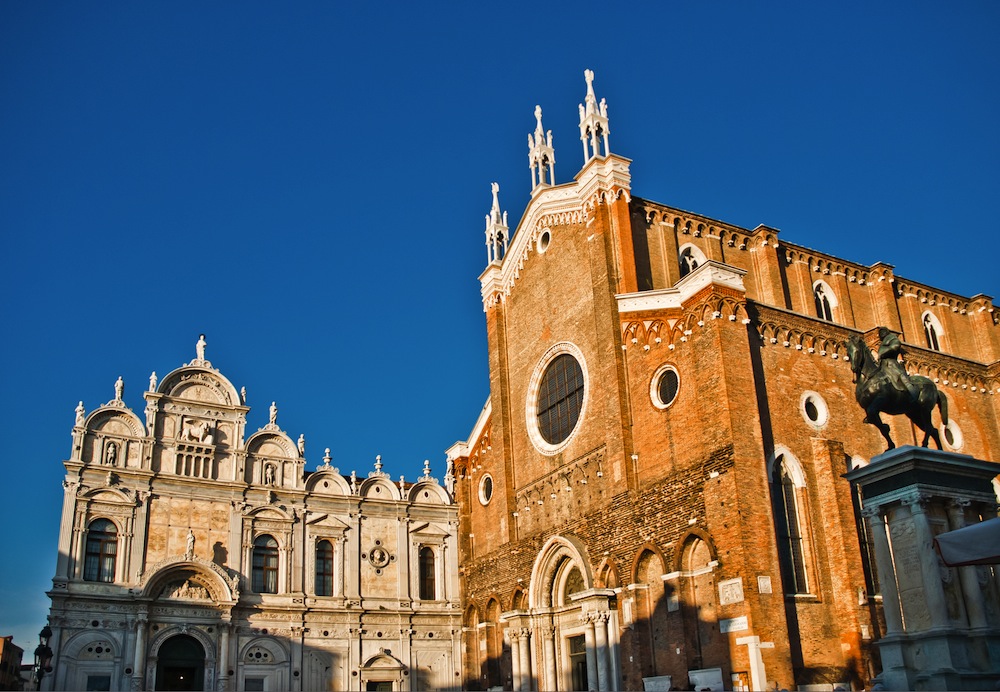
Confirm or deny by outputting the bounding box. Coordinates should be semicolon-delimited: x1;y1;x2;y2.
155;634;205;691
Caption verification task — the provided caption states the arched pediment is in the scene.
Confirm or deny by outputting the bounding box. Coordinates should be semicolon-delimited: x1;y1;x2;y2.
86;407;145;437
246;505;293;522
82;487;134;504
408;481;451;505
305;469;352;495
246;430;298;459
362;650;405;670
60;630;120;661
158;365;240;407
359;476;401;501
239;637;288;664
139;556;240;603
528;534;593;609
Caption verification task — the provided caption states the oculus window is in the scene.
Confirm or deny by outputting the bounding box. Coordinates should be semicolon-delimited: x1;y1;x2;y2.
526;342;588;454
650;364;680;409
537;353;585;445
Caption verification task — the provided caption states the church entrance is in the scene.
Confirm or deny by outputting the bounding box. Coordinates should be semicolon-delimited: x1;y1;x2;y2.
155;634;205;691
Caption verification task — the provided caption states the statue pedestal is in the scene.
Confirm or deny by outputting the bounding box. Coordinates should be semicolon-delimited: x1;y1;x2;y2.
846;446;1000;690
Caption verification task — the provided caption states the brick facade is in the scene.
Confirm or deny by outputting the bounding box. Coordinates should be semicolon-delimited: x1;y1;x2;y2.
449;73;1000;691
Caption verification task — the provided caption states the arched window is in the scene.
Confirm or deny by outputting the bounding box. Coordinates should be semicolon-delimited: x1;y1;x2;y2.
252;535;279;594
923;312;942;351
418;546;436;600
678;245;706;278
84;519;118;582
813;282;834;321
315;540;333;597
771;453;811;594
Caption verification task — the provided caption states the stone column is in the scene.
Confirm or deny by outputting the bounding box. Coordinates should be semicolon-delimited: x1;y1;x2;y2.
518;628;532;692
508;630;521;692
947;499;988;629
584;616;598;692
540;628;557;692
863;505;904;634
903;494;950;629
131;615;147;691
217;622;231;691
593;612;611;692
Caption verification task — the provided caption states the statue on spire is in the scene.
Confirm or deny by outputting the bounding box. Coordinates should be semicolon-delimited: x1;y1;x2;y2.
528;105;556;190
578;69;610;162
484;182;509;265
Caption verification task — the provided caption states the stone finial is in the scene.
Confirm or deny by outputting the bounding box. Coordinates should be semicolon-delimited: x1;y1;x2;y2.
322;448;332;467
75;401;85;427
375;454;383;473
528;105;555;189
484;182;509;265
148;371;157;392
114;376;124;401
578;68;610;162
423;459;432;479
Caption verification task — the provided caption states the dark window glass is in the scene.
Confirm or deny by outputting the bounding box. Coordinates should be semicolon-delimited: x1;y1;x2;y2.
924;315;941;351
419;546;436;600
481;476;493;503
315;540;333;597
252;535;279;594
679;248;699;278
569;634;588;691
805;398;819;422
772;458;809;594
658;369;679;406
537;353;584;445
84;519;117;582
814;285;833;321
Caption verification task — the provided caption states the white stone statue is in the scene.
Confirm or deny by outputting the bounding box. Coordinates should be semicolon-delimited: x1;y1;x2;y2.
297;434;305;456
104;441;117;466
240;386;247;404
196;334;207;361
114;376;124;401
185;529;195;559
75;401;85;427
269;401;277;425
264;464;275;486
148;371;157;392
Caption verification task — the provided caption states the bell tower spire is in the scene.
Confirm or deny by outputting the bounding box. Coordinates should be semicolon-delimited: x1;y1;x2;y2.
528;105;556;191
484;182;509;265
578;68;610;162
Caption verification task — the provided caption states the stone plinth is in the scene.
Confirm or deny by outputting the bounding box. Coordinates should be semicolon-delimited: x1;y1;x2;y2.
846;446;1000;690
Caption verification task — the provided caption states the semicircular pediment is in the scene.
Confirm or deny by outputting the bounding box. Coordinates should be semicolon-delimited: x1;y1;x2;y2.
158;366;239;407
87;408;145;437
246;431;297;459
305;469;351;495
139;556;239;603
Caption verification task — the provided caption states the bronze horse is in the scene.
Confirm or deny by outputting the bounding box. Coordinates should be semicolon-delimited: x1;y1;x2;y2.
845;334;948;450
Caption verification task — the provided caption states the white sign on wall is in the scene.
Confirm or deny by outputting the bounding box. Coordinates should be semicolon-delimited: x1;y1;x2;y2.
720;616;748;633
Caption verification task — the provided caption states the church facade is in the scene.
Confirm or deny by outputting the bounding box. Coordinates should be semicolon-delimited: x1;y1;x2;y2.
447;71;1000;691
46;343;461;691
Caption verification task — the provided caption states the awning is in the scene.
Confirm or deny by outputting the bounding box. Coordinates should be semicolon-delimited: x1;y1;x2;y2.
934;517;1000;567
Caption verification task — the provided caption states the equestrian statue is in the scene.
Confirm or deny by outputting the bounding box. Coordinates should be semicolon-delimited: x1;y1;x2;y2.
845;327;948;450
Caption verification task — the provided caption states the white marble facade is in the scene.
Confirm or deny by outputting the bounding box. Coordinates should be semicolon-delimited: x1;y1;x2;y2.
46;338;461;691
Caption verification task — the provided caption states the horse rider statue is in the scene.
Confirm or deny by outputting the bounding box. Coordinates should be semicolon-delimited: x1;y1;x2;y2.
846;328;948;451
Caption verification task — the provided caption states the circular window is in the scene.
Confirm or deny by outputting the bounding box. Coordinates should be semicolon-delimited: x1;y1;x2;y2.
479;474;494;505
650;365;680;409
800;391;829;428
537;229;551;253
526;342;588;455
942;419;963;451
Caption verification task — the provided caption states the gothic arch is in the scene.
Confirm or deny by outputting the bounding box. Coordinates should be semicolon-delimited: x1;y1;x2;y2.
528;534;593;609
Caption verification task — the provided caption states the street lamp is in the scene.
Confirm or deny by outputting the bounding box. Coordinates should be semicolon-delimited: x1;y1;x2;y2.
33;626;53;688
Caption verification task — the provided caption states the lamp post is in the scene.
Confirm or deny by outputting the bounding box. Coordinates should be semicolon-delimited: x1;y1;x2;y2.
33;625;53;690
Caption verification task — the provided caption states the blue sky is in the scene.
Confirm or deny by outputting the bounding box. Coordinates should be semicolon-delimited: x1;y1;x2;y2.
2;2;998;652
